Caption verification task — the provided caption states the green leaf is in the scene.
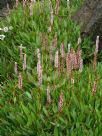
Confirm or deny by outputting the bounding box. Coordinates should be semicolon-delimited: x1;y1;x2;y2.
54;126;58;136
25;91;32;99
21;103;30;118
43;107;48;117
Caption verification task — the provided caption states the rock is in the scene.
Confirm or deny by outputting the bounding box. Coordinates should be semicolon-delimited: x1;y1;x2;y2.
72;0;102;45
0;0;14;17
72;0;102;53
0;0;14;9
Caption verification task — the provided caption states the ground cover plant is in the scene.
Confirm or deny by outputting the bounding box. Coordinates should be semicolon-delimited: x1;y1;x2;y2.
0;0;102;136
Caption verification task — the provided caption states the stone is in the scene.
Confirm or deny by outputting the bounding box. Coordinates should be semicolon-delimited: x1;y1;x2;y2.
72;0;102;49
72;0;102;37
0;0;14;9
0;0;14;17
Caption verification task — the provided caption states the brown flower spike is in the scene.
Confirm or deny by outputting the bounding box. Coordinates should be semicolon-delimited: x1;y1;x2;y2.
18;73;23;89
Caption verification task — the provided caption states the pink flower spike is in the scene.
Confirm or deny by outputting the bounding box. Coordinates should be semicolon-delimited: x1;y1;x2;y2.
77;36;82;45
50;47;53;63
55;50;59;68
7;3;10;13
16;0;19;8
30;2;33;16
23;54;27;70
14;62;18;75
23;0;26;8
95;36;99;53
37;49;42;86
58;92;64;112
49;0;53;14
18;73;23;89
66;53;72;75
47;85;51;104
79;59;83;72
37;62;42;85
55;0;59;15
31;0;36;3
60;43;65;58
19;44;25;60
49;0;54;26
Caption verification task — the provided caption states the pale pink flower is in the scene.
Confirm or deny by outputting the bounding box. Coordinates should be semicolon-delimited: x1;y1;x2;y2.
66;53;72;74
50;13;54;26
71;77;74;84
37;62;42;85
77;36;82;45
52;33;57;49
55;50;59;68
19;44;25;60
37;49;41;73
79;59;83;72
58;57;61;75
31;0;36;3
37;49;42;85
76;48;82;68
95;36;99;53
92;76;99;95
18;73;23;89
55;0;59;15
29;0;36;14
70;72;74;84
49;0;53;14
23;0;26;8
48;26;52;32
60;43;65;58
30;2;33;16
20;47;23;60
68;43;71;53
47;85;51;104
49;0;54;26
70;49;75;70
73;52;78;69
92;81;97;95
14;62;18;74
37;49;41;61
67;0;70;8
7;3;10;13
58;92;64;112
93;52;97;70
16;0;19;8
23;54;27;70
50;47;53;63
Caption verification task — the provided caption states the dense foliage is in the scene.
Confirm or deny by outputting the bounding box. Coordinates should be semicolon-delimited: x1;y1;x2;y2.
0;0;90;82
0;0;102;136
